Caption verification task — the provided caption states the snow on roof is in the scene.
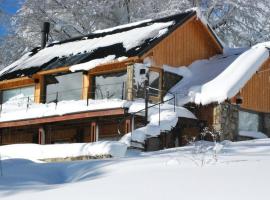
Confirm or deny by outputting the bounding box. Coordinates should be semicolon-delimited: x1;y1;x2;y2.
0;11;197;81
168;42;270;105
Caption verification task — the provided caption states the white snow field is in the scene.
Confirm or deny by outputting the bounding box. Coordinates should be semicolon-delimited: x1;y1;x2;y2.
1;139;270;200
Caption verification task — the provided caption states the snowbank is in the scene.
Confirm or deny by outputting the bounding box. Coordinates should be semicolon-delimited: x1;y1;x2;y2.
2;139;270;200
168;42;270;105
239;131;268;139
0;142;127;160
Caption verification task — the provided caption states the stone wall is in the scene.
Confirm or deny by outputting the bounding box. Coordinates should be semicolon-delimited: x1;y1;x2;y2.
213;103;239;141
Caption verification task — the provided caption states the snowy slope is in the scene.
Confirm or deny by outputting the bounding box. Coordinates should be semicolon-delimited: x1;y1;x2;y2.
1;139;270;200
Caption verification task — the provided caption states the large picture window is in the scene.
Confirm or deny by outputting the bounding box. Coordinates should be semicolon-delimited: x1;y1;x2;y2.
2;86;34;103
46;72;83;103
93;71;127;100
238;110;260;132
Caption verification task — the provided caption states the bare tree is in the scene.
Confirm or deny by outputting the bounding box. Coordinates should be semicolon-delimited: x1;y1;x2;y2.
0;0;270;69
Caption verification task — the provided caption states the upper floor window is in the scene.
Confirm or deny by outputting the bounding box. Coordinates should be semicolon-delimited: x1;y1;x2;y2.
1;86;35;103
46;72;83;103
93;71;127;100
163;71;182;93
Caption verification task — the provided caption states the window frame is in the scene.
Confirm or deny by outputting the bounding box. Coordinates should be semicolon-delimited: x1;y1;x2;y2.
44;71;84;103
91;70;128;100
1;85;35;104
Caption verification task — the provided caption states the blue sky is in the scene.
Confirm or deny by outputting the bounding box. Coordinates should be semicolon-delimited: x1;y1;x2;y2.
0;0;23;36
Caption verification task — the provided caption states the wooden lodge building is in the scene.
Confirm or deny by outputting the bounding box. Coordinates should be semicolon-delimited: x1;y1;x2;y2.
0;9;269;148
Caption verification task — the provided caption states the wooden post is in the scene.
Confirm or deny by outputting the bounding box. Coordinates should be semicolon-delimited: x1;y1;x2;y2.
90;121;97;142
159;69;164;102
34;76;45;103
126;63;134;101
38;127;46;145
125;118;132;134
82;72;91;100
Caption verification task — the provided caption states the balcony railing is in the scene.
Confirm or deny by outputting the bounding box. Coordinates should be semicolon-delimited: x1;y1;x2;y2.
0;82;127;117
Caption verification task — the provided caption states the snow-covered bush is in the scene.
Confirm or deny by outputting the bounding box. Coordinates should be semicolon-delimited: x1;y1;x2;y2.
190;127;223;167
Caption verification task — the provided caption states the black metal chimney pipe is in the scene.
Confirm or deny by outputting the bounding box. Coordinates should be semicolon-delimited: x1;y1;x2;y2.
41;22;50;49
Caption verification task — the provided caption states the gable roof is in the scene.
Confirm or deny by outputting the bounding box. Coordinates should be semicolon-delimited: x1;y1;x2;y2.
0;10;222;81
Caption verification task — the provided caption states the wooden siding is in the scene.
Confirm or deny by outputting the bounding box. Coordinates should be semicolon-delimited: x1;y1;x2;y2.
240;59;270;113
148;17;222;67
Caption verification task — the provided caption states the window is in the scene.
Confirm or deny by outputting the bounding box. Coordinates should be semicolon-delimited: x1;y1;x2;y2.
163;72;182;93
2;86;34;103
93;71;127;99
149;71;160;97
238;110;260;132
46;72;83;103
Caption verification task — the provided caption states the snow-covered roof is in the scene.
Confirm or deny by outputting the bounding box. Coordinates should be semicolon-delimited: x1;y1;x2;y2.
0;10;200;81
167;42;270;105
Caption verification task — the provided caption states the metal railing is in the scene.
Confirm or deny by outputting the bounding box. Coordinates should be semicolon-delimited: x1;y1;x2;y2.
117;86;177;148
0;82;127;117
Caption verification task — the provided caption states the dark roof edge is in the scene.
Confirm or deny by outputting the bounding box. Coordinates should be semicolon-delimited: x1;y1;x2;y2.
207;24;224;50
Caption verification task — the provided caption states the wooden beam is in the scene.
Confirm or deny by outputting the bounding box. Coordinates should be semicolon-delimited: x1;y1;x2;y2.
89;57;140;75
37;66;69;75
0;77;35;90
0;108;126;128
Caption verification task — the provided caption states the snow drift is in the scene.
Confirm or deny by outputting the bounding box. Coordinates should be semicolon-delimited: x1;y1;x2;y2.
0;141;127;160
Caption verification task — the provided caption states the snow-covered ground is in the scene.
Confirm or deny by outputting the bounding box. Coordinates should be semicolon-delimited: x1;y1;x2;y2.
1;139;270;200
